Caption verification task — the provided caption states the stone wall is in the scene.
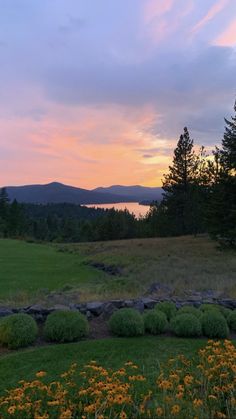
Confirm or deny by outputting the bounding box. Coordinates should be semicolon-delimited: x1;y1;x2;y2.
0;296;236;323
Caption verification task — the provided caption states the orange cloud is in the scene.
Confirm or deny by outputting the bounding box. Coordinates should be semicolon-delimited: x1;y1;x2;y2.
192;0;229;34
215;18;236;46
0;104;172;188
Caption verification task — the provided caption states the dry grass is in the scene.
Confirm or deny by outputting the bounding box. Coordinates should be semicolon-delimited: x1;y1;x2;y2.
61;235;236;299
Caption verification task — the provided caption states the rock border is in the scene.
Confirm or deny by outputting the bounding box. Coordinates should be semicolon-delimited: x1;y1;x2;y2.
0;296;236;323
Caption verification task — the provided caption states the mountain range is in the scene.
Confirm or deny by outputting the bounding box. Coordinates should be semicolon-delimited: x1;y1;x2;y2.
4;182;163;205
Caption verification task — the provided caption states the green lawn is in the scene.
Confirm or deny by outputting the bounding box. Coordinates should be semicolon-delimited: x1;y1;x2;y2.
0;337;206;395
0;239;107;304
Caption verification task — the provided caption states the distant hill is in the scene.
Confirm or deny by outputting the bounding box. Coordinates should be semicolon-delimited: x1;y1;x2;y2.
4;182;163;205
93;185;163;202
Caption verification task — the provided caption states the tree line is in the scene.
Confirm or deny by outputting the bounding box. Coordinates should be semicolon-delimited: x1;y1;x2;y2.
0;100;235;246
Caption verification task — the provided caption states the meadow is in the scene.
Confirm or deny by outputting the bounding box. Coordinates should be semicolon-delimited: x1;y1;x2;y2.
0;236;235;305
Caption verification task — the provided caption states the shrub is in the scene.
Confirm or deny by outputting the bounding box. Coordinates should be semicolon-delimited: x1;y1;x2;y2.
155;302;177;321
44;310;89;343
200;304;231;319
177;306;202;318
170;314;202;337
109;308;144;337
227;310;236;331
200;303;221;312
144;310;168;335
0;313;38;349
201;311;229;338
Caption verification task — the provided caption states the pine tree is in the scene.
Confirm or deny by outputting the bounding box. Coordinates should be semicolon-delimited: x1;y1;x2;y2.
221;100;236;174
0;188;10;237
162;127;198;235
207;101;236;246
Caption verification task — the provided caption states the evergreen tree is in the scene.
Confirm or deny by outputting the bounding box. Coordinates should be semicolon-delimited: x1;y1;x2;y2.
162;127;198;235
207;101;236;246
221;100;236;174
0;188;10;237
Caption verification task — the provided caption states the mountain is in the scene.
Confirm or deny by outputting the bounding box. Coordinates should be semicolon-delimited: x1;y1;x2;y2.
93;185;163;202
4;182;163;204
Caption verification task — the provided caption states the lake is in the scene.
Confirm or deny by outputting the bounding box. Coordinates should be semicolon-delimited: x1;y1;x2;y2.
83;202;150;218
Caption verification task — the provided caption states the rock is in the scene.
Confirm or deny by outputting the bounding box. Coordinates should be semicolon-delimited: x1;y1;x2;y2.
86;310;93;320
218;299;236;309
123;300;134;308
110;300;124;309
141;297;157;309
133;300;145;313
25;305;49;315
52;304;70;311
86;302;105;316
102;302;117;319
0;307;13;317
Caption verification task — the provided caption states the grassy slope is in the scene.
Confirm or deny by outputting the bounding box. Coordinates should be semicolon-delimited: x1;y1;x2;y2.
0;337;206;394
0;236;235;304
63;235;236;299
0;239;107;304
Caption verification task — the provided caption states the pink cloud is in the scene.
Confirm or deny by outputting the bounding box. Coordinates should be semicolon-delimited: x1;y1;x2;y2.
215;18;236;46
144;0;175;24
192;0;229;34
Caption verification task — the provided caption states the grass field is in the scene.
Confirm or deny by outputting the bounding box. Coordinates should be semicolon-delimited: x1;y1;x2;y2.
0;239;107;305
0;236;235;305
62;235;236;299
0;337;206;395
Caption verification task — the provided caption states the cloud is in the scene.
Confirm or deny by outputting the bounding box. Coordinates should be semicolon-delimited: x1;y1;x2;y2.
192;0;229;34
215;18;236;45
0;0;236;188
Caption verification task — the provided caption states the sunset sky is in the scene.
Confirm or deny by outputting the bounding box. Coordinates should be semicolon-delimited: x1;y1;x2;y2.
0;0;236;188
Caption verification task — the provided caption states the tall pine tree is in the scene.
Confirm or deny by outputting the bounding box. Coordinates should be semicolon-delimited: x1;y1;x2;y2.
221;100;236;174
162;127;197;235
207;100;236;246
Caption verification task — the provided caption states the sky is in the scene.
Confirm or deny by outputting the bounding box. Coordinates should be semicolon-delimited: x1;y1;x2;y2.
0;0;236;188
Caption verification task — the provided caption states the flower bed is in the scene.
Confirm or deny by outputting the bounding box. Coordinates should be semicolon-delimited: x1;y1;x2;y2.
0;340;235;418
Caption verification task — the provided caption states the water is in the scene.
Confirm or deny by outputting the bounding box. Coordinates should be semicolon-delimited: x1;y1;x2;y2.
83;202;150;218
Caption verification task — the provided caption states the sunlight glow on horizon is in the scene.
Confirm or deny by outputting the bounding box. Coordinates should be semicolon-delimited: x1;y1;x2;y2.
0;0;236;188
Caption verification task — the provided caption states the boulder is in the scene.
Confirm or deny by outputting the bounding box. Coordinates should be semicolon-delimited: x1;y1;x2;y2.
0;307;13;318
141;297;157;309
86;301;105;316
133;300;145;312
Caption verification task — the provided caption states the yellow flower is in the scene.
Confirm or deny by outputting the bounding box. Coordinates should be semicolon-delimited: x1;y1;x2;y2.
193;398;203;407
171;404;180;415
120;412;127;419
208;395;217;401
35;371;47;378
184;375;193;386
156;407;163;417
59;409;72;419
7;406;16;414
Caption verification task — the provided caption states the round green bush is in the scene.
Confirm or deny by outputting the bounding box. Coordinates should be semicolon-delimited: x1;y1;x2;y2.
109;308;144;337
219;307;232;320
201;311;229;338
0;313;38;349
200;304;232;320
227;310;236;332
177;306;202;318
44;310;89;343
200;304;221;312
144;310;168;335
170;314;202;337
155;302;177;321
